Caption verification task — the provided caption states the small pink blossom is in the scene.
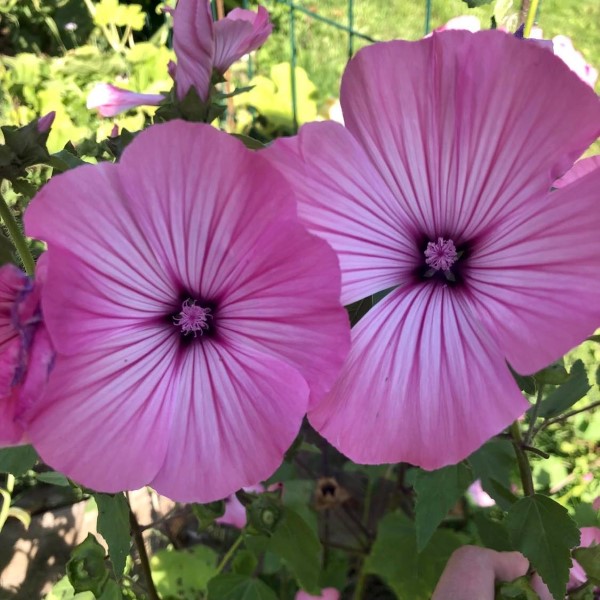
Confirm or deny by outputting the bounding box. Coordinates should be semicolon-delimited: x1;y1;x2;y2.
296;588;340;600
174;0;272;101
467;480;496;508
23;121;349;502
86;83;165;118
263;31;600;468
0;262;53;445
36;112;55;134
216;484;263;529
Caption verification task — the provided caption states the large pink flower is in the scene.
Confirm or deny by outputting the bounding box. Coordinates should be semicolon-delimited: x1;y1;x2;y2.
23;121;349;503
174;0;272;101
263;31;600;469
0;262;53;445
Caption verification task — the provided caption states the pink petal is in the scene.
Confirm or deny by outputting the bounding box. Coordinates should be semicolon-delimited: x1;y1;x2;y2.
554;155;600;188
217;484;263;529
86;83;164;117
467;168;600;375
467;480;495;507
309;285;527;468
296;588;340;600
262;121;419;305
37;111;55;134
151;344;308;503
173;0;214;101
24;327;179;492
340;31;600;240
213;6;272;73
552;35;598;88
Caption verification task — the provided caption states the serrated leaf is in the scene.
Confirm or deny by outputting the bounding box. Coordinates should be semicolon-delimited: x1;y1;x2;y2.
538;360;590;419
0;445;38;475
414;463;473;551
506;494;580;600
469;440;516;510
207;574;278;600
473;513;512;552
94;493;130;578
365;512;463;600
268;507;321;594
151;545;218;599
573;545;600;584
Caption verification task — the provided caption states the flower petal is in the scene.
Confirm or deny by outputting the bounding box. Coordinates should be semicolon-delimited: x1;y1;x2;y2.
467;168;600;375
554;155;600;188
24;327;178;491
310;285;528;468
213;6;272;73
86;83;164;117
151;342;308;503
340;31;600;240
263;121;419;305
25;166;176;356
173;0;215;101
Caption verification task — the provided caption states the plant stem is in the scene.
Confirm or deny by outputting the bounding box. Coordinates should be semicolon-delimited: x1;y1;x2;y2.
352;564;367;600
216;534;243;574
510;421;535;497
524;384;544;446
129;504;160;600
0;191;35;276
523;0;539;37
532;399;600;439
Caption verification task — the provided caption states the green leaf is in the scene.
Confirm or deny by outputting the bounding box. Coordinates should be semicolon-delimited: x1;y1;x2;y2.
462;0;493;6
66;534;109;597
0;445;38;475
534;362;570;386
207;574;278;600
150;545;218;599
268;507;321;594
495;576;539;599
94;493;130;578
538;360;590;419
232;550;258;576
414;463;473;551
37;471;71;486
47;150;86;173
573;545;600;584
44;575;94;599
506;494;580;600
193;500;225;529
365;512;463;600
473;513;512;552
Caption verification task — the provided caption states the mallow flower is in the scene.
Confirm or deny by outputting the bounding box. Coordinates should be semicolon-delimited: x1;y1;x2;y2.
0;262;53;445
173;0;272;101
263;31;600;469
86;83;164;118
22;121;349;502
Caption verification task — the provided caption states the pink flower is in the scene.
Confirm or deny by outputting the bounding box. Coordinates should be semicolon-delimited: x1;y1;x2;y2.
86;83;165;118
296;588;340;600
216;484;263;529
174;0;272;101
554;155;600;188
262;31;600;469
36;112;55;134
0;262;53;445
467;480;495;508
22;121;349;502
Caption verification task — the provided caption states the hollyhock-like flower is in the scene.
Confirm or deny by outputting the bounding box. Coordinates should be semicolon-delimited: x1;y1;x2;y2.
173;0;272;101
466;480;495;508
217;484;263;529
23;121;349;502
263;31;600;469
0;262;53;445
86;83;165;118
296;588;340;600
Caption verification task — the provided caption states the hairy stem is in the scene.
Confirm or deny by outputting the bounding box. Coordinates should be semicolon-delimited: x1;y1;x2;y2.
129;504;160;600
523;0;540;37
524;384;544;446
216;534;243;574
510;421;535;497
0;191;35;276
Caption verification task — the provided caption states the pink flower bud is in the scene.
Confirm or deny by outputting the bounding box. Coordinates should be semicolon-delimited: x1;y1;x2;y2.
37;111;56;134
86;83;165;118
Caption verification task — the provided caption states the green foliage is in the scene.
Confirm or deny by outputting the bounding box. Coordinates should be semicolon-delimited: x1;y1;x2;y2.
150;545;218;599
414;463;473;551
193;500;226;529
573;545;600;585
365;512;464;599
268;506;322;594
207;574;278;600
506;494;580;600
66;534;110;597
538;360;590;419
473;513;512;552
495;576;539;600
94;493;130;578
37;471;71;486
0;444;38;475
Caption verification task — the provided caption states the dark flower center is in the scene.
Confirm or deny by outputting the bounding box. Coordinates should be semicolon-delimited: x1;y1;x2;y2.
417;236;468;285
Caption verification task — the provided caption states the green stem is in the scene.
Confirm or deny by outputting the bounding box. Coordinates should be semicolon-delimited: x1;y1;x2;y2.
0;191;35;276
524;384;544;446
129;504;160;600
0;474;15;532
352;564;367;600
216;534;243;574
510;421;535;497
523;0;539;37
